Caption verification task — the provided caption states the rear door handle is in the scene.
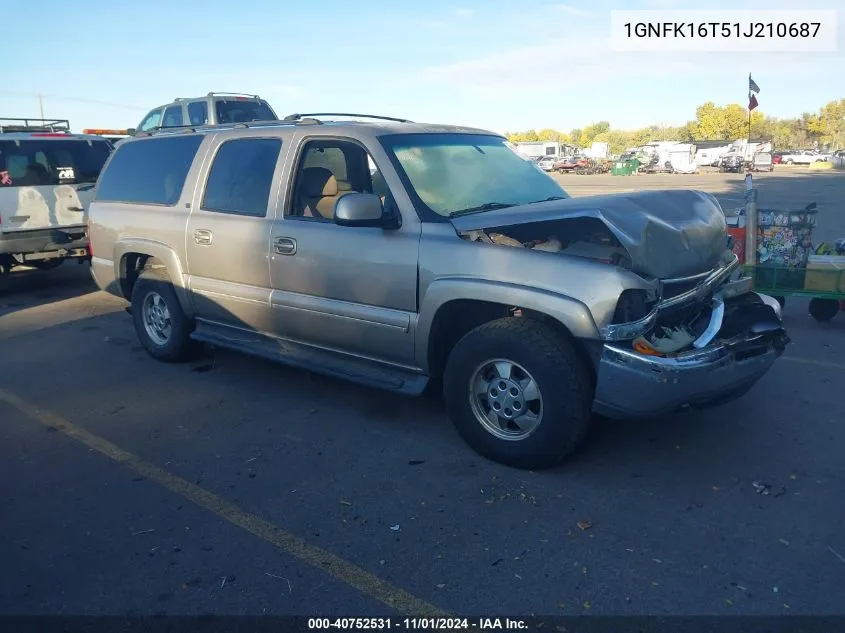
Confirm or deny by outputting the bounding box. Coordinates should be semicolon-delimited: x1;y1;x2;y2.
274;237;297;256
194;229;213;245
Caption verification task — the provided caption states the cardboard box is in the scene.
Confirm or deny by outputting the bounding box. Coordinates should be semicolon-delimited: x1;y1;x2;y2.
804;255;845;293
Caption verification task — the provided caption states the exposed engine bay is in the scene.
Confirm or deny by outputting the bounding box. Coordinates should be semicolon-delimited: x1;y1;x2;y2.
460;217;633;269
459;218;788;359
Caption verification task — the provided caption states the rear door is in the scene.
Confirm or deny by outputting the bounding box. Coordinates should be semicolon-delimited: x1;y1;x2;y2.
184;133;287;333
0;137;112;232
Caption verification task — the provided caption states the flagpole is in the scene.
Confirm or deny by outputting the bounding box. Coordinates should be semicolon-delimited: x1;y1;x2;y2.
747;72;752;148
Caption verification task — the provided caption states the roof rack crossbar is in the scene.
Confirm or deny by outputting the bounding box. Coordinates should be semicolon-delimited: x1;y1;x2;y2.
136;119;314;137
0;117;71;133
207;92;261;99
283;113;412;123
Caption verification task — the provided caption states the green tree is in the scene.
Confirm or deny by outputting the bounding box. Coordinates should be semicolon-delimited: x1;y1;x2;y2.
578;121;611;147
807;99;845;148
503;95;844;152
692;102;724;139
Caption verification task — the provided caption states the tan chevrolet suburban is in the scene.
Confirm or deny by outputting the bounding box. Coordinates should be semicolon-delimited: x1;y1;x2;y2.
88;113;788;469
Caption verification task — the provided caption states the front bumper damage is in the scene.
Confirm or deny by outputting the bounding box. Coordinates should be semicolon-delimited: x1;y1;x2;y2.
593;263;789;419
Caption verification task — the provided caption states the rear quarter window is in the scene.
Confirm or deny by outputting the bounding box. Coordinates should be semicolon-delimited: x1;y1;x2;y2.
214;99;276;124
94;135;204;205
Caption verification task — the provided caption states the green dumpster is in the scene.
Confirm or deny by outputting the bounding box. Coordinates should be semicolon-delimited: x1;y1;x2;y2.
612;158;639;176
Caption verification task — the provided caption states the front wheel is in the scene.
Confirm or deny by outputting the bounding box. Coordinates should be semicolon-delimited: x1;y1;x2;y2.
131;268;197;362
442;318;594;470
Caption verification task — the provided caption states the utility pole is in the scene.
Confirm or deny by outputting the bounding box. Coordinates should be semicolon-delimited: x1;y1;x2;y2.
38;94;45;119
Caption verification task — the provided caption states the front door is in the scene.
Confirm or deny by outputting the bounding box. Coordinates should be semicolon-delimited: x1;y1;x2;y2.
267;134;421;366
185;134;286;333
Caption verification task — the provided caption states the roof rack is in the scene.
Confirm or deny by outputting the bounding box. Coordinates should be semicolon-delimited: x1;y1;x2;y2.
282;113;413;123
134;118;321;138
208;92;261;99
173;92;262;103
0;117;71;133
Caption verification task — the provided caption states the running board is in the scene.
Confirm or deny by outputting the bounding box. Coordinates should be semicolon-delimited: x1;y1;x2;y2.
190;320;428;396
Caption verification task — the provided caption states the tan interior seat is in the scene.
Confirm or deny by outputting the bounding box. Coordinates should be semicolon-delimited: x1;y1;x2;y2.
297;167;348;218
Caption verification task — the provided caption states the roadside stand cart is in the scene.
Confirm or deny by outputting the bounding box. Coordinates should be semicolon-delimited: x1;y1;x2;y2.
725;176;845;322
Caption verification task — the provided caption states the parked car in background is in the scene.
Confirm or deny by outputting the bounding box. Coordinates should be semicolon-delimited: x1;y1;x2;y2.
772;152;784;165
719;152;745;173
1;118;109;281
87;114;788;469
537;156;556;171
554;156;588;173
752;151;774;172
83;128;133;147
132;92;278;135
779;150;831;165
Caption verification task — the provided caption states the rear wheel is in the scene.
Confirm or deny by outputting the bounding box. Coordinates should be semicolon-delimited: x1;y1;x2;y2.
809;298;839;323
443;317;594;470
131;268;197;362
0;256;13;292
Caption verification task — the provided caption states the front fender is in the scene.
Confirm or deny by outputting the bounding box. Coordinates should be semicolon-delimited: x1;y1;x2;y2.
114;238;194;317
415;277;600;371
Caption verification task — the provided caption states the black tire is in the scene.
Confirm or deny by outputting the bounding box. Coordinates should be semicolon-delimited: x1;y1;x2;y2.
31;258;64;271
786;159;794;165
0;256;12;293
131;267;197;362
808;298;839;323
442;317;594;470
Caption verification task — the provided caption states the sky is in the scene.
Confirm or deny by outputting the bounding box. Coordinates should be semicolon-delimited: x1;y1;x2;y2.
3;0;843;135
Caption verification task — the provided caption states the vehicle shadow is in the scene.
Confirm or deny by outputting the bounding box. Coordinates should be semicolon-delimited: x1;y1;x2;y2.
0;260;97;317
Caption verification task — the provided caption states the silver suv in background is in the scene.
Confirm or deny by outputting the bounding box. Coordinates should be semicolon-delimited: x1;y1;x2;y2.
88;114;788;469
131;92;278;135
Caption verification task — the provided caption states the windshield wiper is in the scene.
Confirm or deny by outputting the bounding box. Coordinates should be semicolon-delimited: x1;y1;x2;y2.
449;202;514;217
529;196;567;204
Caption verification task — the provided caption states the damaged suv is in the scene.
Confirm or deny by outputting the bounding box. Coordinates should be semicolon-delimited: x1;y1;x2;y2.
88;115;789;469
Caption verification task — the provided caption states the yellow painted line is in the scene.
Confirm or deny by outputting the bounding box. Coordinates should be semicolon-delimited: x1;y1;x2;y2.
0;388;448;617
782;356;845;371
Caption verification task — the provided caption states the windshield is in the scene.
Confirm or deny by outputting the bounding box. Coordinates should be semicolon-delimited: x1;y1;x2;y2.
214;99;277;124
380;133;569;218
0;139;112;187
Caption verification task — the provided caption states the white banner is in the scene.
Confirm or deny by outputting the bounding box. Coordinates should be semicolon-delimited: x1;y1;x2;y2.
610;10;838;52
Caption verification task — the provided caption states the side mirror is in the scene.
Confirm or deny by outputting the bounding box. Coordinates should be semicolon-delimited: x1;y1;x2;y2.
126;128;137;136
334;192;397;228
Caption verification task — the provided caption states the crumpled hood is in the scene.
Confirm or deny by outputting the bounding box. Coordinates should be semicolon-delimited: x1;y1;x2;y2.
450;189;728;279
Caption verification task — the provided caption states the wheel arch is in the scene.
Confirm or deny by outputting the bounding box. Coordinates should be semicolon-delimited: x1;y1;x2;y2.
419;279;600;381
115;239;194;317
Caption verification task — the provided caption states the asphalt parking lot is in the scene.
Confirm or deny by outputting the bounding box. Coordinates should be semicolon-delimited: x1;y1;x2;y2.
1;169;844;618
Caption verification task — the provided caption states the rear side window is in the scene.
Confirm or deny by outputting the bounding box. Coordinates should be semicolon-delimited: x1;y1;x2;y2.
201;138;282;217
0;139;112;187
188;102;208;125
95;135;204;205
214;99;276;124
162;105;184;127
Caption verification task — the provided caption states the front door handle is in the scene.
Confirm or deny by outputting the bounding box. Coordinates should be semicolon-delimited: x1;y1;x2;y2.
194;229;213;245
274;237;297;256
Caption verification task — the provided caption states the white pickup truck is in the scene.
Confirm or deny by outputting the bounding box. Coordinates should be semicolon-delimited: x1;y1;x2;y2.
0;118;113;282
779;150;830;165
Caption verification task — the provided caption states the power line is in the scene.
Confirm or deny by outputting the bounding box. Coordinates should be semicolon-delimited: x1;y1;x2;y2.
0;92;146;111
